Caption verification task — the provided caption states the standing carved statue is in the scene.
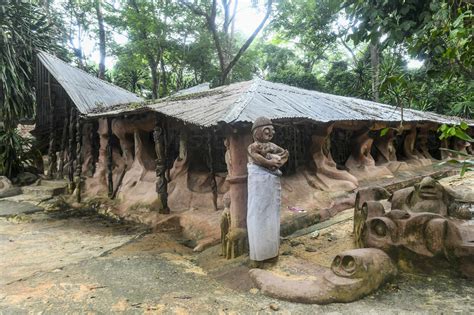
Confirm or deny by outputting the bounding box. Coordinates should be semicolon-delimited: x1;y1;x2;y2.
247;117;289;265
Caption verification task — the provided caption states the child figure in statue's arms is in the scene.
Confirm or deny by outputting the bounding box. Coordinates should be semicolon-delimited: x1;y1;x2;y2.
247;117;289;174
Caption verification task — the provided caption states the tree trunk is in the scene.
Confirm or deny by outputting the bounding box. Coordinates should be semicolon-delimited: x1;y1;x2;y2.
149;59;159;99
370;43;380;102
95;0;106;80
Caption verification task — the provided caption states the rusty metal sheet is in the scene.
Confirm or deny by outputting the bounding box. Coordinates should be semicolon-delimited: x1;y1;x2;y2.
37;51;143;114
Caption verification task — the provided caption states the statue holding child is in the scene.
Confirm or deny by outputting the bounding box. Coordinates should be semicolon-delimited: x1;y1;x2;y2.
247;117;289;265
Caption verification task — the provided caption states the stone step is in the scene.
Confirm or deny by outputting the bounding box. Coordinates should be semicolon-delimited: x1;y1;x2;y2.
21;184;66;198
39;179;69;188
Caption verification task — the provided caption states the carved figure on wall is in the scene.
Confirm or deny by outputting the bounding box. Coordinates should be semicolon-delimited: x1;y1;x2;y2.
416;127;436;160
403;127;431;166
452;138;471;157
308;124;358;191
247;117;289;264
373;128;409;172
249;248;397;304
345;129;393;181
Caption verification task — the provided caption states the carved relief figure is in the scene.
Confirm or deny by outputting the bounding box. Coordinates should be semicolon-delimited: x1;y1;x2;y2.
403;127;431;166
247;117;289;264
307;124;358;191
345;129;393;181
373;128;412;172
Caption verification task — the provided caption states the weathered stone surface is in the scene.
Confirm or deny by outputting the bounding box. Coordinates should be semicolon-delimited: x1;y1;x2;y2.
0;176;21;198
0;200;43;217
249;248;397;304
14;172;38;186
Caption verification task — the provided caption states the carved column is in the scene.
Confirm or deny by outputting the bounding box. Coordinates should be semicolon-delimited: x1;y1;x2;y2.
207;131;218;211
67;107;76;193
221;131;251;259
106;117;114;198
57;102;70;179
74;116;83;203
46;73;57;179
152;120;169;214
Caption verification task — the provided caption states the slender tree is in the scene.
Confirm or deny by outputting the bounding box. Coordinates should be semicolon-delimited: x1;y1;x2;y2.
180;0;274;85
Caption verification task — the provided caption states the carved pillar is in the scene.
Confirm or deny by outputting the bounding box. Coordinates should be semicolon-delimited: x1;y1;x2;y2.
46;73;57;179
226;132;251;229
403;127;420;160
57;102;70;179
106;117;114;198
67;107;76;193
221;131;251;259
74;116;83;203
440;138;451;160
152;120;169;214
207;131;218;211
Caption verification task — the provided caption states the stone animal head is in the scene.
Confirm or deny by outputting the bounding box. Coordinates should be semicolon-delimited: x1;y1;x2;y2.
252;117;274;142
249;248;397;304
330;248;397;280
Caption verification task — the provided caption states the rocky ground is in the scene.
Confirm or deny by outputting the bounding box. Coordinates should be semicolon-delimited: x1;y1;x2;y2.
1;174;473;314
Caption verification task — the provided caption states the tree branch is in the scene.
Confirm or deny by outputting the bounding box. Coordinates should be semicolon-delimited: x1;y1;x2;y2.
221;0;273;83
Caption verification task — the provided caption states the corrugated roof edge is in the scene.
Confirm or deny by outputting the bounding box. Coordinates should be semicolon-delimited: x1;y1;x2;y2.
37;51;144;113
85;78;474;128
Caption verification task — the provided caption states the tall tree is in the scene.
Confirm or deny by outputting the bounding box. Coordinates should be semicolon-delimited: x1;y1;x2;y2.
95;0;106;79
180;0;274;85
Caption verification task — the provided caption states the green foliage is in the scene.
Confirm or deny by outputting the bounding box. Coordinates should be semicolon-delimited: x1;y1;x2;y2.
0;129;39;179
0;1;59;178
0;1;59;129
438;122;473;177
344;0;473;79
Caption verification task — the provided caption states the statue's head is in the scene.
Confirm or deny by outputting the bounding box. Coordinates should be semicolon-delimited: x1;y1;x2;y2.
252;117;274;142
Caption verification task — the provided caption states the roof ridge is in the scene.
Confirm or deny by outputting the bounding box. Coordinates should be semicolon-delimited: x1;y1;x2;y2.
221;79;261;123
37;50;143;99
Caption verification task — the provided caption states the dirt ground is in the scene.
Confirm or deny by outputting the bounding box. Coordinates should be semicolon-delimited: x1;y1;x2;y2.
1;199;473;314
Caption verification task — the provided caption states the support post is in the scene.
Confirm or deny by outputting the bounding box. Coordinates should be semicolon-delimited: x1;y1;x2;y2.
46;73;57;179
152;118;169;214
106;117;114;198
57;101;70;179
67;107;76;193
221;131;251;259
207;131;218;211
74;116;83;203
